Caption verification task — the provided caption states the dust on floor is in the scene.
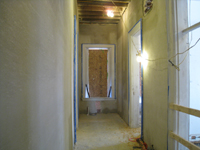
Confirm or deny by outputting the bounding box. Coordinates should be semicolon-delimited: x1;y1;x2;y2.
75;113;141;150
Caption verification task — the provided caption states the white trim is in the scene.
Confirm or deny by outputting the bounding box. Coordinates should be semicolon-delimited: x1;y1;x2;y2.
128;21;141;128
167;0;191;149
82;44;116;99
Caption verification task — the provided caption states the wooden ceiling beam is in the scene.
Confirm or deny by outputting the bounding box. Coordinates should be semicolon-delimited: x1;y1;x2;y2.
78;6;123;12
79;11;121;16
79;21;120;24
79;19;119;23
77;0;129;24
80;18;120;22
78;0;131;3
78;2;128;7
79;15;121;19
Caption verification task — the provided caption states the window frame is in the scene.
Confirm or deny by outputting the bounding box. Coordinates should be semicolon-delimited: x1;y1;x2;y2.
81;44;116;101
167;0;200;150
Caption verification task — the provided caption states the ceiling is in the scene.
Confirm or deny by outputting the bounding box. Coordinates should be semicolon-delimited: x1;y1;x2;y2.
77;0;131;24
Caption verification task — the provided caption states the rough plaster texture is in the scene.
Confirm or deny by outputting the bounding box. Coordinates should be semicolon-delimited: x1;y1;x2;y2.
0;1;76;150
117;0;168;149
79;24;118;114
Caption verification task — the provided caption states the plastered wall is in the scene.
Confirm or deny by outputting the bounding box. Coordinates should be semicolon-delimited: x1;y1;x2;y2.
0;1;76;150
117;0;168;149
79;24;118;114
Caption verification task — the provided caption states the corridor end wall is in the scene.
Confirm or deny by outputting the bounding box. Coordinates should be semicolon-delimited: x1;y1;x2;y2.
79;24;118;114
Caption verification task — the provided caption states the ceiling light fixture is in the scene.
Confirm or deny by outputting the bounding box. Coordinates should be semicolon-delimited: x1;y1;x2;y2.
107;10;114;17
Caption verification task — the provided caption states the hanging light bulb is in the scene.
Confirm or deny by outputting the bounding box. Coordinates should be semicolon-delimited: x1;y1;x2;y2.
137;55;142;62
107;10;111;17
136;51;148;69
107;10;114;17
136;52;142;62
110;12;114;17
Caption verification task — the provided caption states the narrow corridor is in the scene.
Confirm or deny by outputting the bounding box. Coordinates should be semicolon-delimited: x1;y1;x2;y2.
75;113;141;150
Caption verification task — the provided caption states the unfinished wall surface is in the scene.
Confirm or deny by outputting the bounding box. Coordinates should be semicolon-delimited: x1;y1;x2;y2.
79;24;117;114
117;0;168;149
0;1;76;150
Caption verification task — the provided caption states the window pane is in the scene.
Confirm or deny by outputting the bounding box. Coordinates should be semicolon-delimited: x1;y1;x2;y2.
189;27;200;111
178;113;200;149
189;0;200;109
190;115;200;146
178;143;189;150
188;0;200;26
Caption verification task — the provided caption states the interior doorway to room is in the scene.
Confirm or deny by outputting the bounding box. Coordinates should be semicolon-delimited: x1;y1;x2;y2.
128;20;142;130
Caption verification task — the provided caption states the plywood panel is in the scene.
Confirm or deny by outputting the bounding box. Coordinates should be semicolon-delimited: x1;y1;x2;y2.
89;50;107;97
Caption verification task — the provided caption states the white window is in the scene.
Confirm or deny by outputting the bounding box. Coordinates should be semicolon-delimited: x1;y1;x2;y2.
81;44;116;101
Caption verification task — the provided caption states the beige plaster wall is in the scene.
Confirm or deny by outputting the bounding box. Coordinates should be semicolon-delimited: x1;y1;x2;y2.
78;24;118;114
117;0;168;149
0;0;76;150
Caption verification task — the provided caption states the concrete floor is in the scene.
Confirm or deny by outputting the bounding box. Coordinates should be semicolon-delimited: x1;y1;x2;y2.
75;113;141;150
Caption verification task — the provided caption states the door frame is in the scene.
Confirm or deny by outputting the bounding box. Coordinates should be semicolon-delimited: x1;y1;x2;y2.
73;15;78;144
128;19;143;139
81;44;116;101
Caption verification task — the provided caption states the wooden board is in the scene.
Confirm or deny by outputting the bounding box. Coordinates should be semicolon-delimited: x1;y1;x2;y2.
169;132;200;150
89;50;108;97
169;103;200;118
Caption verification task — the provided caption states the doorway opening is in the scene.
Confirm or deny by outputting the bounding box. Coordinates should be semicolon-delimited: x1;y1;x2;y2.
128;20;143;132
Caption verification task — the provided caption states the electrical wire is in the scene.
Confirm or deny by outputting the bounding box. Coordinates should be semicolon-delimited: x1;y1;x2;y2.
111;0;168;63
178;51;189;66
167;38;200;70
169;37;200;60
142;37;200;64
145;37;200;62
144;57;168;61
110;0;200;71
148;65;168;71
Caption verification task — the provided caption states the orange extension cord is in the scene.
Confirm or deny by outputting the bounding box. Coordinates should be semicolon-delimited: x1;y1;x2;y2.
129;138;148;150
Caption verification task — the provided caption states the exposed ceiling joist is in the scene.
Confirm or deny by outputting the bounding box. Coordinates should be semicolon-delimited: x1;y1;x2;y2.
78;0;130;24
78;2;128;7
79;11;121;16
80;20;119;24
78;0;131;2
79;15;121;19
78;6;123;12
80;19;119;21
80;21;119;24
